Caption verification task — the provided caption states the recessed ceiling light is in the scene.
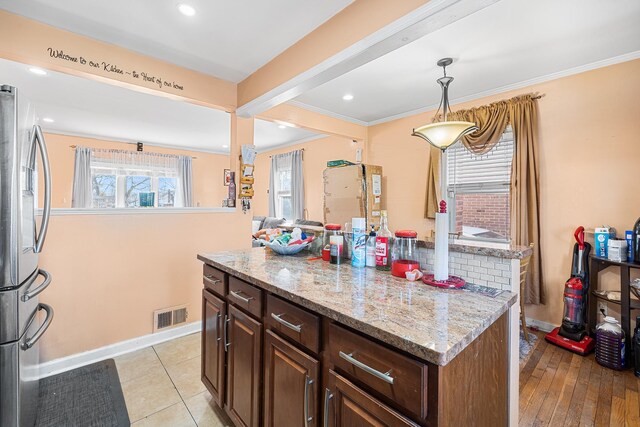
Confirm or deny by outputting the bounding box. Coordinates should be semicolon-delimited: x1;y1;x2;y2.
342;94;354;101
177;4;196;16
41;117;54;123
29;67;47;76
278;125;287;129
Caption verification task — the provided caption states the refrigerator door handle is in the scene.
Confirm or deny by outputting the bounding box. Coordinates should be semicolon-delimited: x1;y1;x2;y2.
32;125;51;253
21;303;54;351
22;269;52;302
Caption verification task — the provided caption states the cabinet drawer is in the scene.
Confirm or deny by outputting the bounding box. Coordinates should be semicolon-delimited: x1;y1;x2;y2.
266;294;320;354
203;264;227;298
228;276;263;318
328;324;428;420
325;370;419;427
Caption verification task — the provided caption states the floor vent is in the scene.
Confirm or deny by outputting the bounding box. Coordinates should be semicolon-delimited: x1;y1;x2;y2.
153;305;189;332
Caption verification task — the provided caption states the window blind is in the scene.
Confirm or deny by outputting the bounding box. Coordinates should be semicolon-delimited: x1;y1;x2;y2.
447;126;514;193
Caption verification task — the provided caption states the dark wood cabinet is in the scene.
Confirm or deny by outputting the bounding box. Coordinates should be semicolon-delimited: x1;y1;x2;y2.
202;290;226;406
264;330;319;427
324;370;419;427
226;304;262;427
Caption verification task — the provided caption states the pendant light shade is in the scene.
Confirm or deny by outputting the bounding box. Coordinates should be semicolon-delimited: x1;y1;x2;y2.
412;121;478;150
412;58;477;150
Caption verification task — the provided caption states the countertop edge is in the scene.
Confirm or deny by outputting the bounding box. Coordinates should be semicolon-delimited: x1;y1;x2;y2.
197;253;518;366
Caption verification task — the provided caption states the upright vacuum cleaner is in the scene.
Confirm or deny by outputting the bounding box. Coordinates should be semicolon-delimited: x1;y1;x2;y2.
545;226;596;355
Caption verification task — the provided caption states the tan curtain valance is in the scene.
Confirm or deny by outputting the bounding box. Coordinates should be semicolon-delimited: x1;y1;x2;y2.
447;101;510;155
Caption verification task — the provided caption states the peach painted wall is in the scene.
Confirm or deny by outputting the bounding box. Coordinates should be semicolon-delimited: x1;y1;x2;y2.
42;133;229;208
0;10;236;111
252;135;360;221
367;59;640;325
38;211;250;362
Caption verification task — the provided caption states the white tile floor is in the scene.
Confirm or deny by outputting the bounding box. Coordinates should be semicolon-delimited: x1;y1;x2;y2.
114;333;232;426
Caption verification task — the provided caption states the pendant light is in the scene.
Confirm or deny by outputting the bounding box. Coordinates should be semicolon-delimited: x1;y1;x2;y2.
412;58;478;150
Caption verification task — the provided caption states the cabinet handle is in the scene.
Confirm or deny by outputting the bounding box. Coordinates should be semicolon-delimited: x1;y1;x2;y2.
271;312;302;333
338;351;395;384
304;375;314;426
204;275;221;285
323;388;333;427
216;313;222;342
223;315;230;352
230;290;253;303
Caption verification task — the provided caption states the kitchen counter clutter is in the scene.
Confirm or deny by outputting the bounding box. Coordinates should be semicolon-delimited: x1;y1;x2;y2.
198;248;516;365
198;247;518;427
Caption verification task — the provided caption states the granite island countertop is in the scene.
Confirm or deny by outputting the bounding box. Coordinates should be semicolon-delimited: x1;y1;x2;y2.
198;248;517;366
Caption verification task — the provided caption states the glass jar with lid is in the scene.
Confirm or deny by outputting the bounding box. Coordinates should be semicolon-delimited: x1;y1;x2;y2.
391;230;420;278
323;224;343;261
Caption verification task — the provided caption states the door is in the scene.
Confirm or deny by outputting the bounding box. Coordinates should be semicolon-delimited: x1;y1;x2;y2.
226;305;262;427
264;330;318;427
202;290;226;406
0;86;51;289
324;370;418;427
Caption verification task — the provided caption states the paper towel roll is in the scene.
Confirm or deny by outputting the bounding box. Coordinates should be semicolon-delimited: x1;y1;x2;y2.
434;212;449;281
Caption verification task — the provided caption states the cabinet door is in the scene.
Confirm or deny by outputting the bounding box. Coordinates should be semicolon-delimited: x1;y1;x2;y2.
202;290;226;406
324;370;418;427
226;305;262;427
264;330;319;427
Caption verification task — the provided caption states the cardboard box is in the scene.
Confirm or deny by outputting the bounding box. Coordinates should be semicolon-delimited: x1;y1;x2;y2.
323;164;383;228
594;227;616;258
608;239;628;263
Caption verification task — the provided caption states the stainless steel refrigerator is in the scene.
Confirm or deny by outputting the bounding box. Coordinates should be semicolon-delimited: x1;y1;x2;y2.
0;85;54;427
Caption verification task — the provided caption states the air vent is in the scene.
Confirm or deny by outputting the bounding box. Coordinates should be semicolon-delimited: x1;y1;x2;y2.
153;305;189;332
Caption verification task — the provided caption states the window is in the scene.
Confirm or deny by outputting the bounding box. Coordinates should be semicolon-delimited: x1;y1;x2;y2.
89;151;185;208
447;126;514;241
275;167;292;219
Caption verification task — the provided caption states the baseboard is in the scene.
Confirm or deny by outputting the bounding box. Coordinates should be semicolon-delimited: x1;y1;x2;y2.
38;321;202;379
525;317;557;333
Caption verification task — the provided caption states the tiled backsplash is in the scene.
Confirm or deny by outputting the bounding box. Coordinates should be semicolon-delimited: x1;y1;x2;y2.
419;248;513;291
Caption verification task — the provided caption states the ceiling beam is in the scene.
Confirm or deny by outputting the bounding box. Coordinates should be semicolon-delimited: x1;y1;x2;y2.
236;0;499;118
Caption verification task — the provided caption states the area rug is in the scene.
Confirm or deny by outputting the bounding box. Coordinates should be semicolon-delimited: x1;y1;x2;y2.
519;328;539;362
36;359;129;427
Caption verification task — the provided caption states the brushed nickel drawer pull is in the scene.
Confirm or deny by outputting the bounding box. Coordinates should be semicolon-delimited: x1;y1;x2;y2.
323;388;333;427
270;313;302;333
230;290;253;303
204;275;221;285
304;375;314;426
223;315;230;352
338;351;395;384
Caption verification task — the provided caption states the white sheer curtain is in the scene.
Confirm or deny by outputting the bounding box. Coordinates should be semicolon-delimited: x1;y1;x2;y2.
268;149;304;220
71;147;92;208
178;156;193;207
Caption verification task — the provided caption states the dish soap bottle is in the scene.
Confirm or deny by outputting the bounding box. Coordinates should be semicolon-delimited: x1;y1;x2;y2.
366;225;377;267
375;211;392;271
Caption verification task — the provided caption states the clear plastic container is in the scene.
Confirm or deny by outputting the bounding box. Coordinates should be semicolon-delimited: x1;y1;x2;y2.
323;224;343;261
595;316;626;370
391;230;420;278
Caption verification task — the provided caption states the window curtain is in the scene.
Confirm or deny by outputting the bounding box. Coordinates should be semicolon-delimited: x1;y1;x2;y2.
268;150;304;220
424;93;543;304
178;155;193;207
71;147;92;208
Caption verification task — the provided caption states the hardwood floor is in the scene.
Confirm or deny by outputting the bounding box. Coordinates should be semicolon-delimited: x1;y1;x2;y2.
519;330;640;426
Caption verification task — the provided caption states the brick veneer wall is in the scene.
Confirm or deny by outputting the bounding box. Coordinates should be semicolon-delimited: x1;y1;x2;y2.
454;193;510;238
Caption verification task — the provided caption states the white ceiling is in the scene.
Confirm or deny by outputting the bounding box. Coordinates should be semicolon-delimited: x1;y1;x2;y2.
0;58;322;152
0;0;353;83
294;0;640;124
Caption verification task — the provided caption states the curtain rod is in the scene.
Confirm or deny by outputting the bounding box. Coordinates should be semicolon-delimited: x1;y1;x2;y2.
69;145;197;159
268;148;305;159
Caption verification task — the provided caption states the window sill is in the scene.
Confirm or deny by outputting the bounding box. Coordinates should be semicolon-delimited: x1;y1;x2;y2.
37;207;237;216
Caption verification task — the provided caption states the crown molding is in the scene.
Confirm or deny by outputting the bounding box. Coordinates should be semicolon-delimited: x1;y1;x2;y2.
287;100;369;127
256;133;327;154
366;50;640;126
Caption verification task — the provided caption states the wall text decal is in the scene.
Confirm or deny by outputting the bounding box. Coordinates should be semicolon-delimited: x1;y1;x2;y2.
46;47;185;91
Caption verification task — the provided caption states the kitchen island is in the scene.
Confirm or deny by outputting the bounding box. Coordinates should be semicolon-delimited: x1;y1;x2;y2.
198;248;517;427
